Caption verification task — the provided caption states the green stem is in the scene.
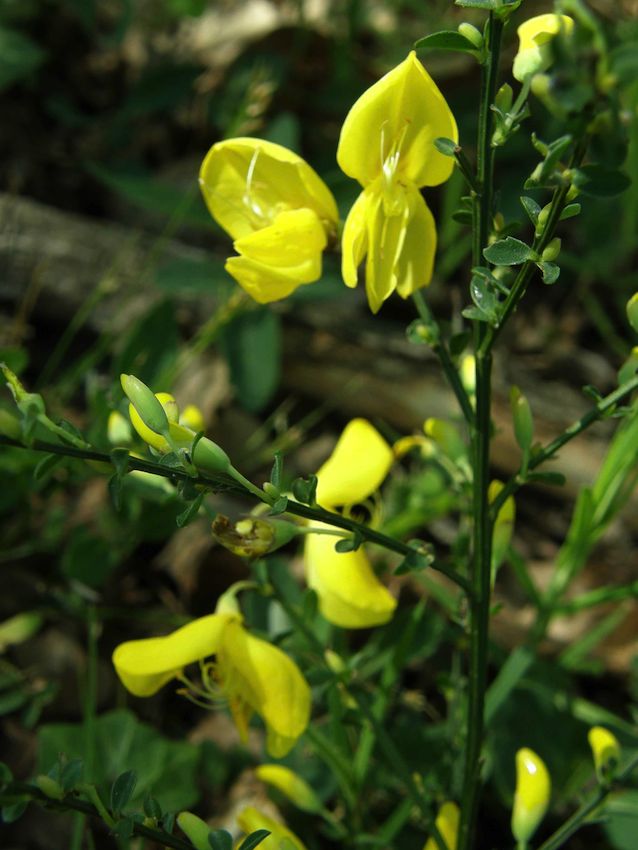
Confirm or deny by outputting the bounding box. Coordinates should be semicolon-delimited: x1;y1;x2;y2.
412;291;475;426
2;782;194;849
0;436;473;596
459;13;503;850
536;753;638;850
489;373;638;519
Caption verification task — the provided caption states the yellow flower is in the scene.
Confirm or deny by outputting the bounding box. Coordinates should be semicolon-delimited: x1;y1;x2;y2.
337;51;457;313
588;726;621;782
511;748;551;846
424;801;460;850
199;138;339;303
512;14;574;82
255;764;321;813
237;806;307;850
112;613;311;758
304;419;397;628
315;418;394;509
305;523;397;628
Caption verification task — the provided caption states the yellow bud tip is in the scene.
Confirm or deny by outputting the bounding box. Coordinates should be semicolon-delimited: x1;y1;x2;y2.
588;726;621;781
512;748;551;845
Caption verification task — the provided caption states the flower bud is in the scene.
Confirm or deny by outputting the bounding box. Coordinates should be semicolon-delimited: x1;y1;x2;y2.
256;764;322;813
121;374;170;438
530;73;551;98
458;22;483;49
460;355;476;397
177;811;211;850
191;436;231;475
588;726;621;784
536;205;551;229
489;481;515;574
512;15;574;82
511;748;551;846
325;649;347;675
424;801;460;850
0;611;43;651
424;418;466;462
541;237;561;262
495;83;513;113
626;293;638;335
35;775;65;801
510;386;533;455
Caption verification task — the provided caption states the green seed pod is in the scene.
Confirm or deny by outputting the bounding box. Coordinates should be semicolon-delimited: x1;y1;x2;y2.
35;775;65;801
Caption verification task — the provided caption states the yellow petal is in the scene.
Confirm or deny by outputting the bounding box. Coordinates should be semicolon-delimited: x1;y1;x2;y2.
179;404;205;433
112;613;234;697
511;748;551;845
218;620;310;757
315;418;393;508
255;764;321;813
424;801;460;850
237;807;308;850
129;403;195;454
226;207;327;303
337;51;457;189
365;182;409;313
513;14;574;81
341;189;371;288
395;186;437;298
199;137;338;240
305;527;396;628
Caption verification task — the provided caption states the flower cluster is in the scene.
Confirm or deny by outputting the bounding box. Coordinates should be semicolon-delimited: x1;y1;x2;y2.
200;51;456;313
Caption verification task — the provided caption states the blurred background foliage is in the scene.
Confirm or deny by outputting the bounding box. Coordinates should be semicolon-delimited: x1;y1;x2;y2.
1;1;638;848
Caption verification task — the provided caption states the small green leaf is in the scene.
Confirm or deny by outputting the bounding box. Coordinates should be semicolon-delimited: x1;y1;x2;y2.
291;474;318;506
538;261;560;285
113;817;135;840
110;770;137;815
483;237;533;266
33;453;64;481
110;447;130;477
0;762;13;787
520;196;541;225
176;492;205;528
470;274;500;326
269;496;289;516
1;800;27;823
454;0;497;8
270;451;283;489
526;471;566;487
209;829;234;850
334;532;363;553
572;165;631;198
415;31;479;54
144;794;162;820
108;474;123;511
60;759;83;791
238;830;272;850
560;203;581;220
452;209;473;225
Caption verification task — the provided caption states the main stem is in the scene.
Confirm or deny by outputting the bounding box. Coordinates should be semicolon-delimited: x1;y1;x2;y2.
459;13;503;850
